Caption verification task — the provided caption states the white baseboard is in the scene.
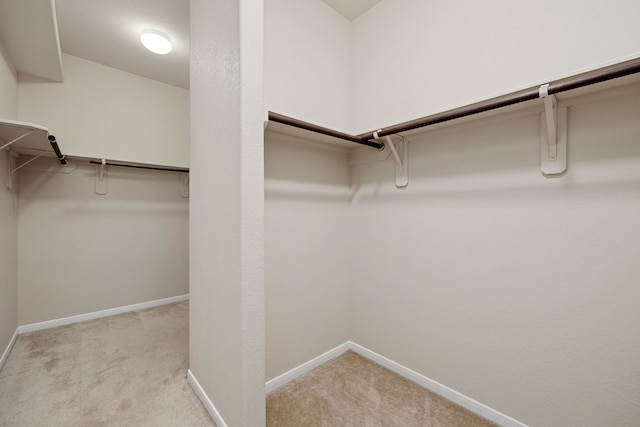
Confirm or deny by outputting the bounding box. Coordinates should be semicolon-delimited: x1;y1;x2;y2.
0;328;18;372
348;342;527;427
264;340;526;427
187;369;228;427
265;341;351;394
17;294;189;334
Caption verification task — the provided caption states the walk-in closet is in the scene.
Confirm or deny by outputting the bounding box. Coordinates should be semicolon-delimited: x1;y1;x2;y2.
2;0;640;426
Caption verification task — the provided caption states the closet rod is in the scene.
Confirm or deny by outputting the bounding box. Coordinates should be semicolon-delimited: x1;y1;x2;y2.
89;159;189;173
47;135;67;165
268;111;384;150
268;57;640;148
357;57;640;141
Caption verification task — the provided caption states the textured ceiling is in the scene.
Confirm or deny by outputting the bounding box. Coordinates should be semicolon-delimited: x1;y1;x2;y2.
0;0;63;82
2;0;383;90
55;0;190;89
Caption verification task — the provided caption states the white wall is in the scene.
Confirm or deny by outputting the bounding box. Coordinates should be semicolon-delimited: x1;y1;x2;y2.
351;0;640;133
264;0;352;133
189;0;265;424
0;38;18;359
17;161;189;325
18;54;189;168
0;38;17;119
265;132;351;380
349;84;640;426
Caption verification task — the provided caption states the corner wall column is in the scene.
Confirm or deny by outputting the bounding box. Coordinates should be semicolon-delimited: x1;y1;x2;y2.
189;0;265;425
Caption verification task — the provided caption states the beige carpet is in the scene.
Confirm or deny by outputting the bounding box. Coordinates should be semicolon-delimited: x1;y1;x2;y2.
267;350;498;427
3;302;497;426
0;301;214;427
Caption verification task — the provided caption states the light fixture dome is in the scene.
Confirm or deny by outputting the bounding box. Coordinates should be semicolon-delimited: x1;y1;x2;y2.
140;30;172;55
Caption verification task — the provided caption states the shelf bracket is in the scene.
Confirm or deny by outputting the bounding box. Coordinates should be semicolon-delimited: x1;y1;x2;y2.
95;158;107;195
374;131;408;188
5;149;47;190
539;84;567;175
0;129;35;152
181;172;190;198
5;149;17;190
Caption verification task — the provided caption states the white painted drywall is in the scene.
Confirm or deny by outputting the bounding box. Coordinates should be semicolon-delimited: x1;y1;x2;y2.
0;38;17;119
265;131;351;380
189;0;265;425
351;0;640;133
17;161;189;325
17;53;189;167
0;40;18;359
264;0;352;133
349;85;640;426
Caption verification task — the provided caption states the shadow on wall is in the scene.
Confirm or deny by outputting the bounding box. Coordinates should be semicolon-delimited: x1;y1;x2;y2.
350;90;640;202
17;160;189;208
265;130;353;203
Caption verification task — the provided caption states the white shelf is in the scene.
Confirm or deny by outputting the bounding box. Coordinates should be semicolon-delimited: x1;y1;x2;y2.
1;118;68;190
0;118;55;156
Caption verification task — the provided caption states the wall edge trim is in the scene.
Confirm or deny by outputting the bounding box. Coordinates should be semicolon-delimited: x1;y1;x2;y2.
265;341;351;394
349;342;528;427
17;294;189;334
0;328;19;372
187;369;228;427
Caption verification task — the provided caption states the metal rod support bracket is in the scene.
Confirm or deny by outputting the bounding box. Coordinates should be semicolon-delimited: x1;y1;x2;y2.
539;84;557;159
181;172;190;198
374;131;408;188
539;84;567;175
95;158;107;195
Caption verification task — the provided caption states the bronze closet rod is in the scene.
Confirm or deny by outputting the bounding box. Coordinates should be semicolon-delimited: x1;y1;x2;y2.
47;135;67;165
89;159;189;173
268;112;385;150
269;57;640;148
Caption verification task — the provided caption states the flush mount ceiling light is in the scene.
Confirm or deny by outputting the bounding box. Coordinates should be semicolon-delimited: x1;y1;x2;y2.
140;30;172;55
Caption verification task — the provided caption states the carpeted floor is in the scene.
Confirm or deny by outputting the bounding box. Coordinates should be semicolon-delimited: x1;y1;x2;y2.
267;350;498;427
2;302;497;426
0;301;214;427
